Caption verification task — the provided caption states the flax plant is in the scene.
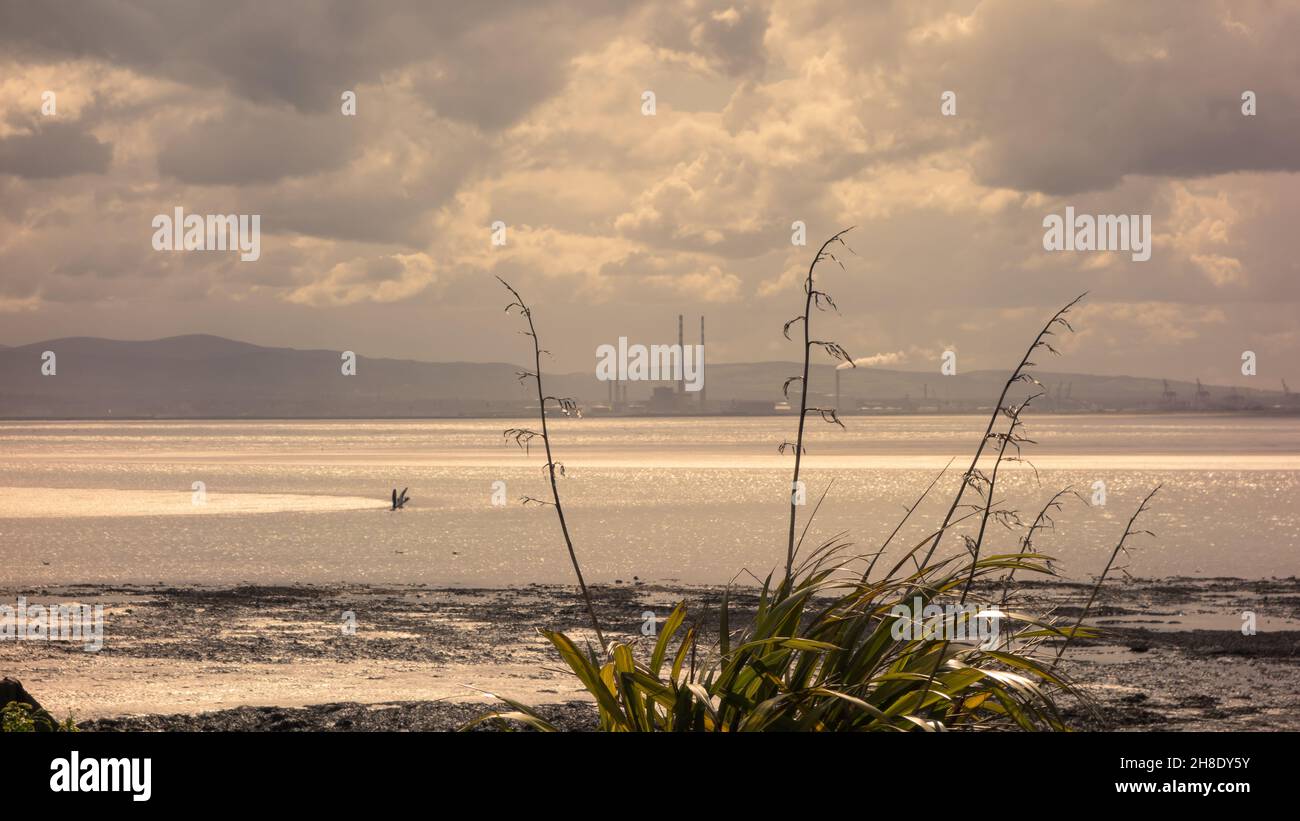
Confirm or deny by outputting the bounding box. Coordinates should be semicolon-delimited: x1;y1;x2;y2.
471;268;1159;733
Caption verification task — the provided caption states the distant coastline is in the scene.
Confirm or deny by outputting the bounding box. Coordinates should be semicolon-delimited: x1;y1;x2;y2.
4;408;1300;422
2;334;1295;419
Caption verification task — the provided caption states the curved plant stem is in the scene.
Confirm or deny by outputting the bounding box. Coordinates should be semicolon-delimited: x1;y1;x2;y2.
1051;484;1161;671
498;277;606;650
785;227;855;586
907;292;1086;575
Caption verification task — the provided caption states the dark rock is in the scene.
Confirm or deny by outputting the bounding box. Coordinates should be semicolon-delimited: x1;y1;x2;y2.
0;677;59;732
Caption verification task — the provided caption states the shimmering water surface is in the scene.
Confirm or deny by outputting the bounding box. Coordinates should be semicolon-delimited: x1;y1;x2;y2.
2;415;1298;585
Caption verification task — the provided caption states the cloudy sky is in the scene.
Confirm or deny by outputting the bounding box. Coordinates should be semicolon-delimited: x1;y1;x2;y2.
0;0;1297;385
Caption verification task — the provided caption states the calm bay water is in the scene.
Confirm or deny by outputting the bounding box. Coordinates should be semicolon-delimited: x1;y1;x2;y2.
1;415;1298;585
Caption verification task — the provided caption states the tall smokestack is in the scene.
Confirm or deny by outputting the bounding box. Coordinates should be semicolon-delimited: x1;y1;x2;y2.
835;367;841;414
700;315;706;410
678;314;684;395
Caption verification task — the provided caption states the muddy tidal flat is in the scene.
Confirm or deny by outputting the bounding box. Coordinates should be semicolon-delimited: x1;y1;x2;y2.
2;578;1298;731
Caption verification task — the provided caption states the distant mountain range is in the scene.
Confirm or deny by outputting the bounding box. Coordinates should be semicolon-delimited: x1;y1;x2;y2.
0;334;1293;418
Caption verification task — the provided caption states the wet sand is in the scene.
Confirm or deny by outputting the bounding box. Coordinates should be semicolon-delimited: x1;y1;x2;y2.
3;578;1297;731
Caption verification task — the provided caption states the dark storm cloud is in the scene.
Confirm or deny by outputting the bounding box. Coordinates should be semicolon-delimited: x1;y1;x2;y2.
0;1;442;112
948;0;1300;194
779;0;1300;195
409;8;590;131
651;0;771;77
0;0;1296;387
0;120;111;178
156;104;358;184
266;188;434;246
0;0;629;129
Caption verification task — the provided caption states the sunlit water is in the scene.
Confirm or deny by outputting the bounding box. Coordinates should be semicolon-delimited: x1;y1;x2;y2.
1;415;1298;585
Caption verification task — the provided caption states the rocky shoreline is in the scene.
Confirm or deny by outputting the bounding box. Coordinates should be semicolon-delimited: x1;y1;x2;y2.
3;577;1297;731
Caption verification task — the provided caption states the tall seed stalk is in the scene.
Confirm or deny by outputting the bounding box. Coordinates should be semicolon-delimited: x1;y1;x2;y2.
907;292;1087;575
498;277;605;650
1052;484;1161;670
780;227;857;587
906;294;1083;711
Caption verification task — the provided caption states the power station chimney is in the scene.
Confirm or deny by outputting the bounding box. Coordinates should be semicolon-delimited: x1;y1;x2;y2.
677;314;684;395
700;315;706;410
